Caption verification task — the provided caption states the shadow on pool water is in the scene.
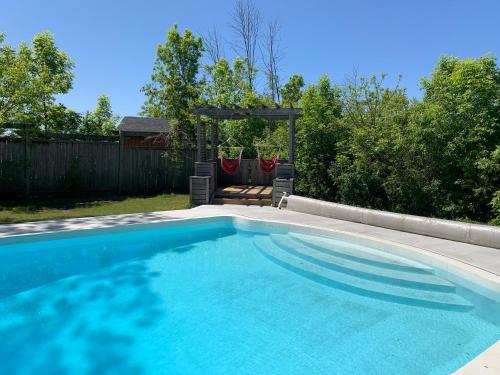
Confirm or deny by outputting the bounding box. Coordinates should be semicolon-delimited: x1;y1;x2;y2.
0;257;176;374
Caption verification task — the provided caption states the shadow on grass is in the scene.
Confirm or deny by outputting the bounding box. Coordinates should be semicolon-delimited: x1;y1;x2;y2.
0;194;133;212
0;193;189;224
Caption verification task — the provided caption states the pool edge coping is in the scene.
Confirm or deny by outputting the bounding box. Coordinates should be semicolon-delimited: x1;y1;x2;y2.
453;340;500;374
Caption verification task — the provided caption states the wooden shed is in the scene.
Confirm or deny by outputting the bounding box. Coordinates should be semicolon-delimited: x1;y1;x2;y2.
117;116;170;148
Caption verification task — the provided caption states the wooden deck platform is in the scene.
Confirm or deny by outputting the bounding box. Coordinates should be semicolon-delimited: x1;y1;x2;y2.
213;185;272;206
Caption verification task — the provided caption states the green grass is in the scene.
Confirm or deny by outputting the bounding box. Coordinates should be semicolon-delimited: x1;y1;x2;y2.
0;194;191;224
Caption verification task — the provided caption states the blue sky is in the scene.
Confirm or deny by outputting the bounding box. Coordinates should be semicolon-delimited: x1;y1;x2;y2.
2;0;499;116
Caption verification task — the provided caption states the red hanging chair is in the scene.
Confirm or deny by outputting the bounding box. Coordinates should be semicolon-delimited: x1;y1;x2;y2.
259;154;280;173
221;155;242;174
257;143;281;173
219;142;244;175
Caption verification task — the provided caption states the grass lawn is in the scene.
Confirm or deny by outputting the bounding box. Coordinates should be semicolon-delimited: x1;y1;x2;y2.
0;194;191;224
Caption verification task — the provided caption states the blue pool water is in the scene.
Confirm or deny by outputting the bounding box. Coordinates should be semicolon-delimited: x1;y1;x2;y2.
0;218;498;374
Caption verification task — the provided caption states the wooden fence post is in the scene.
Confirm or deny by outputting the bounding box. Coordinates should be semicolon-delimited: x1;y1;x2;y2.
118;131;124;193
24;123;31;197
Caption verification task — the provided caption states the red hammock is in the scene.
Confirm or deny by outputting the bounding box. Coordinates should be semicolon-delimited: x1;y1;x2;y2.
221;155;242;174
259;154;279;173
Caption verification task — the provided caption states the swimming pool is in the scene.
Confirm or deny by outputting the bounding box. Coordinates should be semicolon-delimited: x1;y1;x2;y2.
0;216;498;374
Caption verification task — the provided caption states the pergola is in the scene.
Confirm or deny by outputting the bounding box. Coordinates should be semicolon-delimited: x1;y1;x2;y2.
193;106;302;163
190;106;301;206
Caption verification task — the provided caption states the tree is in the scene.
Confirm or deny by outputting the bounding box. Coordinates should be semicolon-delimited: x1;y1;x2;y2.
45;104;82;134
0;32;28;126
477;145;500;224
281;75;304;107
80;95;119;136
202;57;270;157
330;74;417;212
294;56;500;224
29;32;74;131
0;32;74;133
295;75;344;199
410;55;500;221
230;0;260;91
204;27;225;65
261;19;283;103
142;24;204;144
202;57;248;107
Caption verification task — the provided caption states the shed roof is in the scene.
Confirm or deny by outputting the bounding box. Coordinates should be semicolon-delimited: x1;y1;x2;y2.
117;116;170;133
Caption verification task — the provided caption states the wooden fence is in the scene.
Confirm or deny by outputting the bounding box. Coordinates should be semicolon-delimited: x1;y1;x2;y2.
0;137;195;197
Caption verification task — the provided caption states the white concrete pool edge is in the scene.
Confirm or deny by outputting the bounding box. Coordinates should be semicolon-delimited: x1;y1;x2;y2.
454;340;500;374
286;195;500;249
0;205;499;373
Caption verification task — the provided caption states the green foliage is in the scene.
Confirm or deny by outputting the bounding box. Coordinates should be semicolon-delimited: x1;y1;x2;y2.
0;32;73;133
492;191;500;225
197;51;498;224
3;26;498;225
41;104;82;134
329;74;421;212
218;147;243;159
0;33;26;127
0;31;118;136
79;95;119;135
201;57;276;157
281;74;304;107
202;57;248;107
409;55;500;221
478;146;500;224
142;24;204;145
218;90;274;157
254;125;287;159
295;55;500;224
295;75;343;199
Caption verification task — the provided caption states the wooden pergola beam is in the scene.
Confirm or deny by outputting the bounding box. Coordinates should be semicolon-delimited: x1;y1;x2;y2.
192;107;301;120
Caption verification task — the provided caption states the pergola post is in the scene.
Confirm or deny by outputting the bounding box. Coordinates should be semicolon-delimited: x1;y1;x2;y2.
196;112;206;162
288;113;296;164
210;120;219;160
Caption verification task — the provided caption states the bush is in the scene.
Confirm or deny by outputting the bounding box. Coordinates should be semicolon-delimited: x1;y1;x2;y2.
294;55;500;224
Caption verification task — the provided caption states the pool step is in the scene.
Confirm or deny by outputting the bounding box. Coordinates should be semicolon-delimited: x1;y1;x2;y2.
254;236;473;311
270;235;455;292
289;233;433;274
